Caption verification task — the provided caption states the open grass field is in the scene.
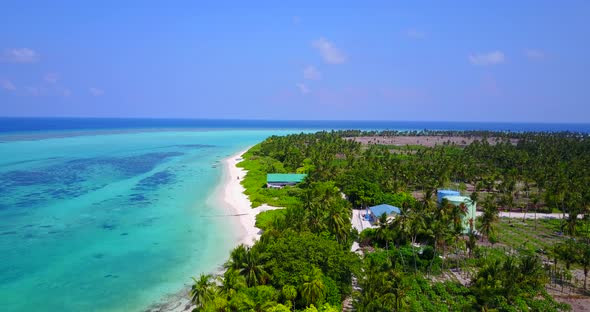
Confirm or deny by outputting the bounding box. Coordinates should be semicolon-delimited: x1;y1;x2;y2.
495;218;565;252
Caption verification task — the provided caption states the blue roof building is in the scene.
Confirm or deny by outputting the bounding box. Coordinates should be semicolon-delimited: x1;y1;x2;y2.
437;189;460;203
368;204;401;221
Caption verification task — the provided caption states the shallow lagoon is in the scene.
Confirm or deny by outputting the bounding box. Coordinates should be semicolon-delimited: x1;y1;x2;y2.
0;130;292;312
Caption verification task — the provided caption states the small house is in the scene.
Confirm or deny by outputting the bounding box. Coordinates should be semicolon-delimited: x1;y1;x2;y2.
266;173;307;188
367;204;401;221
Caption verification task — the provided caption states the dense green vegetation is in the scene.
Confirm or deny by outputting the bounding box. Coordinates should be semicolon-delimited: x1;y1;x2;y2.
190;130;590;311
237;145;302;208
255;209;287;232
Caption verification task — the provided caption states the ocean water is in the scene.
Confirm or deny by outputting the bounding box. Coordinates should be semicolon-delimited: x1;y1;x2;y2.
0;129;294;312
1;117;590;135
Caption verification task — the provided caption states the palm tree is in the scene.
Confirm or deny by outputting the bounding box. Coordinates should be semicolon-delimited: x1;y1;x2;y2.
282;285;297;311
241;246;269;287
472;258;504;307
466;232;477;258
220;268;246;297
301;188;322;233
326;203;349;244
451;202;467;234
470;191;479;205
531;193;540;230
397;206;425;273
374;213;390;245
190;273;214;308
226;244;269;287
576;242;590;290
478;196;499;242
392;274;412;311
557;239;577;270
390;205;410;243
518;254;548;291
228;291;255;311
206;294;229;312
550;243;562;285
422;188;437;211
427;219;450;275
502;193;515;224
565;196;582;236
225;244;247;271
300;267;326;307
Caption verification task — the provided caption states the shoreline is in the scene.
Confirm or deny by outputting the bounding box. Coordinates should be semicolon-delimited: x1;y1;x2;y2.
146;146;279;312
219;148;281;247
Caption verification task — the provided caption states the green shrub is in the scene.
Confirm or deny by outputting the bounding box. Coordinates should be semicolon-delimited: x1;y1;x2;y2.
255;209;286;231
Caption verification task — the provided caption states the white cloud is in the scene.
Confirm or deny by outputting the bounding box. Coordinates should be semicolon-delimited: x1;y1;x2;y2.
469;51;505;66
525;49;545;60
296;83;310;94
404;28;425;39
22;85;72;97
89;87;104;96
44;72;59;83
1;48;39;63
312;38;347;64
0;79;16;91
303;65;321;80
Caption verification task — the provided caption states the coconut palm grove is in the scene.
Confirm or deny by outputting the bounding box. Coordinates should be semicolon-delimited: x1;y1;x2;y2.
186;130;590;311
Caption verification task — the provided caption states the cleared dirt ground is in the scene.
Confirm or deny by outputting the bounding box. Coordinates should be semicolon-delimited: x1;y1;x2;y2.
346;136;518;147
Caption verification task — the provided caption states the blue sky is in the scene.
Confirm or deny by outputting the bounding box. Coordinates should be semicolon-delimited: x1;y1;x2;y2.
1;1;589;122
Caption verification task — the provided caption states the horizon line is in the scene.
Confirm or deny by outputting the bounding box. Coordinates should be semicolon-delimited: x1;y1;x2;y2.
1;116;589;125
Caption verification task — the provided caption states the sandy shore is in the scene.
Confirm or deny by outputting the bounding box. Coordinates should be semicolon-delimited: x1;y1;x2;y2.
220;148;281;246
146;148;279;312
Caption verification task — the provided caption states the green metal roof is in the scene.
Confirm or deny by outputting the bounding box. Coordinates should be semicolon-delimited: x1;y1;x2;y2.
267;173;307;183
443;195;471;203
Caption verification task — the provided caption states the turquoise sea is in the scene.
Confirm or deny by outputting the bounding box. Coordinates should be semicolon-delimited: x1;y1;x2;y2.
0;129;295;312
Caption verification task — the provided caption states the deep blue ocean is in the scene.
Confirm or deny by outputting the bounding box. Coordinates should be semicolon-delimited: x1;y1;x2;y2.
0;118;588;312
1;117;590;134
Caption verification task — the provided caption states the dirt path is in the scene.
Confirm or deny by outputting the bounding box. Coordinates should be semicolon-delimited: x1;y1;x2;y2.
476;211;583;220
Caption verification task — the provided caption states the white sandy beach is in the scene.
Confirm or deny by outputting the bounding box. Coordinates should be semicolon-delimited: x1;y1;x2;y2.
219;148;281;246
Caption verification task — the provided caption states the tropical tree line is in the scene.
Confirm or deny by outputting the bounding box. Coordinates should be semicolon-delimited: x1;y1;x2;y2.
187;130;590;311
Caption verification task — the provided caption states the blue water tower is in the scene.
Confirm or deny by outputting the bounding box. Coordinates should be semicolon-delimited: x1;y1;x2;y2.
437;189;460;203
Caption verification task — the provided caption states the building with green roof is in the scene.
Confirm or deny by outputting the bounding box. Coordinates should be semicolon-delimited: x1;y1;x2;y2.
266;173;307;188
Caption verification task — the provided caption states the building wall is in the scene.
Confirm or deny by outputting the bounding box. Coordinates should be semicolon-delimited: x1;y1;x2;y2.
444;195;476;234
